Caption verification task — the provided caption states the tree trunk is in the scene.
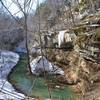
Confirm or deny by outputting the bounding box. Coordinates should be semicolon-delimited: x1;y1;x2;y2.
89;0;96;13
69;5;76;27
24;14;32;74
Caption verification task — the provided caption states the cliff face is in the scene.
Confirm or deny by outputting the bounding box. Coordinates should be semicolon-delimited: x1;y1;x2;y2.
32;0;100;99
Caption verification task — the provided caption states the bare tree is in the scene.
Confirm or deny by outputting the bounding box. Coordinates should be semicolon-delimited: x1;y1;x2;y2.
89;0;96;13
64;0;76;26
10;0;33;73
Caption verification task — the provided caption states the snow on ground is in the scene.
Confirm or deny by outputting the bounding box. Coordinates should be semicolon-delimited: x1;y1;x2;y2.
30;56;64;75
0;50;26;100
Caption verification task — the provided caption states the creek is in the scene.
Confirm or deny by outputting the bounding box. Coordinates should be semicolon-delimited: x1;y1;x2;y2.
8;53;75;100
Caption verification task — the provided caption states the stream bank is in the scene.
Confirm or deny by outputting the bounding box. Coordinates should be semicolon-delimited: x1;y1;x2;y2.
0;51;26;100
8;53;75;100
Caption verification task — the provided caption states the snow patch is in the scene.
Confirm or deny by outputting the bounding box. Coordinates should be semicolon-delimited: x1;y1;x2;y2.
30;56;64;75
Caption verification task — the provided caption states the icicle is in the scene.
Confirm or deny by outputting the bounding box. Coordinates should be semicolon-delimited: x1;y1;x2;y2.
58;30;66;47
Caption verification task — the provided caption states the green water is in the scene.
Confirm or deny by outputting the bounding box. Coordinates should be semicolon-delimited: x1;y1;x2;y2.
9;54;75;100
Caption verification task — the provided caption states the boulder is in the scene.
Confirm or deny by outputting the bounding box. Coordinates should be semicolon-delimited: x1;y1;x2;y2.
30;56;64;76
